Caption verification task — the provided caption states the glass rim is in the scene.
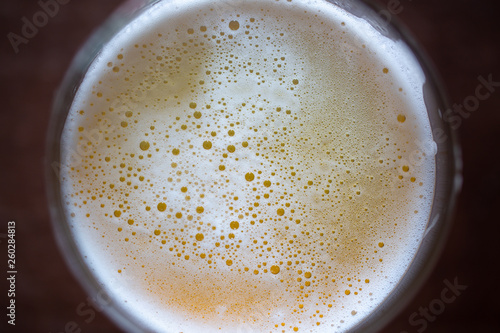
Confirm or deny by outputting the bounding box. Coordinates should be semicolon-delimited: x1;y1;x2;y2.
45;1;462;332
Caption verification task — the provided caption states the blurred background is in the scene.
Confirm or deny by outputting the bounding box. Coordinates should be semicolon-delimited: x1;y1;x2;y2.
0;0;499;332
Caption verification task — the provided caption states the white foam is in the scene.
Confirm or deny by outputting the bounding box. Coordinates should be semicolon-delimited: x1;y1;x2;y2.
60;0;435;332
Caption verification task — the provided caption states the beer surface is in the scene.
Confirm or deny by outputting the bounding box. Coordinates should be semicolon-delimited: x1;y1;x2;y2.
60;0;436;331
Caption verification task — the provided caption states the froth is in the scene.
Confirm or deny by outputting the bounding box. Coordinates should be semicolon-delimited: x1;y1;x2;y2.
60;0;435;332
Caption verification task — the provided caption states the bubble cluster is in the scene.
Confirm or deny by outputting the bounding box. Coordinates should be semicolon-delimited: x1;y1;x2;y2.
60;0;435;332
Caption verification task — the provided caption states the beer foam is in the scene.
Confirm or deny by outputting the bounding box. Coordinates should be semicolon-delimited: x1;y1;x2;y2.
60;0;435;332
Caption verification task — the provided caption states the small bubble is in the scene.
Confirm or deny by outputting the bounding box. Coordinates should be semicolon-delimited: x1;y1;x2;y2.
227;145;235;153
383;68;389;74
378;242;384;248
172;148;180;155
397;114;406;123
158;203;167;212
226;259;233;266
196;206;204;214
194;111;202;119
271;265;280;275
190;102;197;109
245;172;255;181
114;210;121;217
196;233;204;241
277;208;285;216
264;180;271;187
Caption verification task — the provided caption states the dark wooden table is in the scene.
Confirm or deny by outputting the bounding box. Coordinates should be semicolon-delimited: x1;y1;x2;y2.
1;0;499;332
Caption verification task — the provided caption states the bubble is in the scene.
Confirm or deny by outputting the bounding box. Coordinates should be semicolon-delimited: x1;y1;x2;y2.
157;203;167;212
229;20;240;31
264;180;271;187
193;111;202;119
172;148;180;155
196;206;204;213
245;172;255;181
140;141;150;151
189;102;197;109
397;114;406;123
227;145;235;153
203;141;212;149
230;221;239;230
196;233;204;241
277;208;285;216
271;265;280;274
